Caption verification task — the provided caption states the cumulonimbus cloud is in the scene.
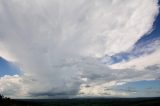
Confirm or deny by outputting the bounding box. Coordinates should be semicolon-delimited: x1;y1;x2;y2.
0;0;159;98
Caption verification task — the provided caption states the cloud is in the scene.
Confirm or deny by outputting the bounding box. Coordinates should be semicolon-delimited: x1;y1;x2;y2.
0;0;159;98
110;47;160;70
1;58;160;98
0;43;15;61
78;61;160;96
0;75;25;98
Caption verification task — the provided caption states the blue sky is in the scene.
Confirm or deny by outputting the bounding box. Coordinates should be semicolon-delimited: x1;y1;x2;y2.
0;57;20;77
0;0;160;98
114;80;160;97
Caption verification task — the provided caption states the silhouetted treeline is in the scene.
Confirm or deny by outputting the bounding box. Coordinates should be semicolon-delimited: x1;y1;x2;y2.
0;94;11;102
0;94;13;106
0;94;33;106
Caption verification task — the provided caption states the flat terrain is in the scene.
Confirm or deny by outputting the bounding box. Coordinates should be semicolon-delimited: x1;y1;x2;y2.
1;97;160;106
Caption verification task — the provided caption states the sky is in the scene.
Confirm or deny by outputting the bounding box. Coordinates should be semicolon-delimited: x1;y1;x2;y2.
0;0;160;98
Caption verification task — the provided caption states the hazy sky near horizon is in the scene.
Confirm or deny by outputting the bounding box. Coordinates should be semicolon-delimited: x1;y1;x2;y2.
0;0;160;98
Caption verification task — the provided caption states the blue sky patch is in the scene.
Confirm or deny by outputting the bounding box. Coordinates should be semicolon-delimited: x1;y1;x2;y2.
0;57;20;77
114;80;160;97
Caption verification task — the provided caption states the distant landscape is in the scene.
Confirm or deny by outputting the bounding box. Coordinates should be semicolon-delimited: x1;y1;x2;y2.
1;94;160;106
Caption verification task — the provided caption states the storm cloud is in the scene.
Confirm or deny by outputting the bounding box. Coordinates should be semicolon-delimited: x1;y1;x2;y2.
0;0;159;98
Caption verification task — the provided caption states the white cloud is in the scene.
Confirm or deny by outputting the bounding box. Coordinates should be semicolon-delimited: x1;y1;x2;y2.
0;75;26;98
0;43;16;61
0;0;159;98
79;81;128;97
111;46;160;70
